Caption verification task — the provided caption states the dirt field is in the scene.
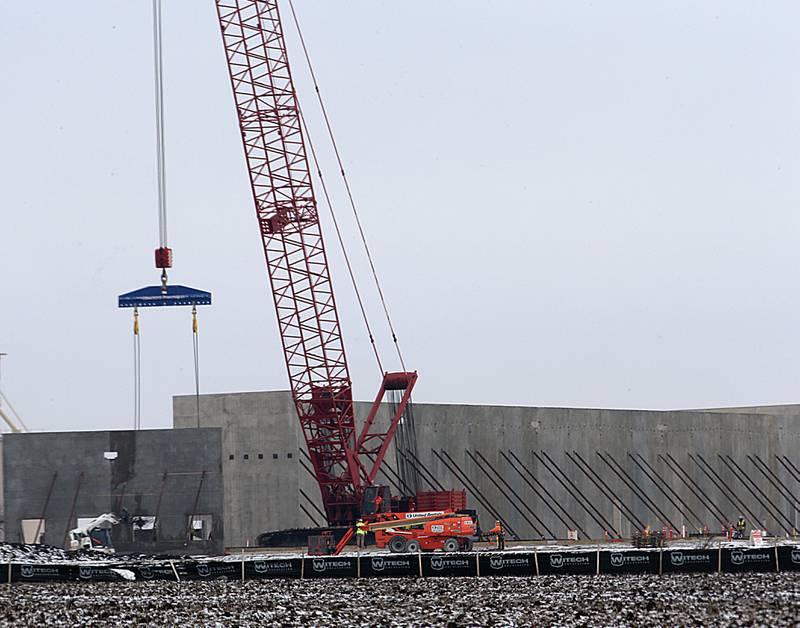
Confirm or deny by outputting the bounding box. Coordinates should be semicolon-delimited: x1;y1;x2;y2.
0;572;797;627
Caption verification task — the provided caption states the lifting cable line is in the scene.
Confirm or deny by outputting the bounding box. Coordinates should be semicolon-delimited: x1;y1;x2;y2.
298;110;383;374
133;308;142;431
287;0;406;371
192;305;201;429
153;0;168;254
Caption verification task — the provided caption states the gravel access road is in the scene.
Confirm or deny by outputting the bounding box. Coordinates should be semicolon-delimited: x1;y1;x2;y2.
1;572;798;627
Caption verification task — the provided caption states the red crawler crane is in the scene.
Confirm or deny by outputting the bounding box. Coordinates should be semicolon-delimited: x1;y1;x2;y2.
214;1;417;526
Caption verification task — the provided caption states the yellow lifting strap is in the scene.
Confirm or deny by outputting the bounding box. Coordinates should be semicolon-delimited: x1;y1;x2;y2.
192;304;198;334
133;307;140;335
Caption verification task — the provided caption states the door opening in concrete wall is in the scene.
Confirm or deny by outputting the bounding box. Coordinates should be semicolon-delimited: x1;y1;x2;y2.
131;515;157;541
189;515;213;541
21;518;46;544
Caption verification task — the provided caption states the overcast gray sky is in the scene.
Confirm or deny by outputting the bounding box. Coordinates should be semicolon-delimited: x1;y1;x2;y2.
2;1;799;433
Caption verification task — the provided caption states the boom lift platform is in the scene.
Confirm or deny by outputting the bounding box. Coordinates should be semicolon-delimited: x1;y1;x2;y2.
326;510;478;555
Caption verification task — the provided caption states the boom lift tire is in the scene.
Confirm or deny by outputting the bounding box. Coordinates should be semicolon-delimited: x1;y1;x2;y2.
406;540;420;553
443;537;459;552
388;536;408;553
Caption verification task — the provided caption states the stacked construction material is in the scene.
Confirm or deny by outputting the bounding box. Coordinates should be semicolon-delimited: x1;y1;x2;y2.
415;490;467;511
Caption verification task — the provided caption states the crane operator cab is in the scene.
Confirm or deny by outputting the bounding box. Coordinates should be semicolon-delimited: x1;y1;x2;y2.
361;485;392;517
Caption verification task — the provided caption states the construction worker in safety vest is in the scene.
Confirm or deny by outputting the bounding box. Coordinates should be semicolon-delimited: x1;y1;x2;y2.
736;516;746;538
489;520;505;550
355;519;367;549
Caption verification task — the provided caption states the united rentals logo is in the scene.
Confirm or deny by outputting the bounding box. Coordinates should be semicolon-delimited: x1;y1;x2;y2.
430;557;470;571
312;558;351;573
489;555;529;570
731;550;770;566
548;553;591;568
791;549;800;564
610;552;650;567
404;511;445;520
670;551;711;567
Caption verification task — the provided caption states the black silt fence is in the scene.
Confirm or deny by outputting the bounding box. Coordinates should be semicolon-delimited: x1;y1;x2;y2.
599;550;660;575
662;549;717;574
4;545;796;583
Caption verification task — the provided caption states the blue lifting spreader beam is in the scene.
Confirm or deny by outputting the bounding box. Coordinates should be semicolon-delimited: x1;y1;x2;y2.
118;285;212;308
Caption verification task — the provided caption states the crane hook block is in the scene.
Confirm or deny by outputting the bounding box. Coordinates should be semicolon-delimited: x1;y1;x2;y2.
118;285;211;308
155;247;173;269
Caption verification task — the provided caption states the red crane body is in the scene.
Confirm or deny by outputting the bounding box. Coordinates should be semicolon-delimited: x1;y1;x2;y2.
215;0;416;525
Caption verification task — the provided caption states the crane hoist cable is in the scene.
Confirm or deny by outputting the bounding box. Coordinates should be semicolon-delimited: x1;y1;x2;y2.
153;0;172;292
192;305;201;428
299;109;383;375
118;0;211;431
133;307;141;431
287;0;407;372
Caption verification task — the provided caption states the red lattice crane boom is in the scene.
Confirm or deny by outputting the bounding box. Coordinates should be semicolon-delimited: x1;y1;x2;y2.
215;0;417;526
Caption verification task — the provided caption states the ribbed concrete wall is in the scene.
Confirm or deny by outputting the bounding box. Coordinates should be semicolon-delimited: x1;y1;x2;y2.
174;392;800;545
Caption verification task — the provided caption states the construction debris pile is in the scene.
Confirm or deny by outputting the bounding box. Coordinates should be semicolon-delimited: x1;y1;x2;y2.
1;573;798;627
0;543;169;564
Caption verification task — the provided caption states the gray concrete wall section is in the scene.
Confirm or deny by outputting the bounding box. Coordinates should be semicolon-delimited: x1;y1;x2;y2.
175;391;800;543
701;404;800;416
411;404;800;540
173;392;307;547
2;429;224;553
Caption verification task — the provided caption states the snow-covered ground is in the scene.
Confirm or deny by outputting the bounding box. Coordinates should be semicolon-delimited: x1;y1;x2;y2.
0;573;797;627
